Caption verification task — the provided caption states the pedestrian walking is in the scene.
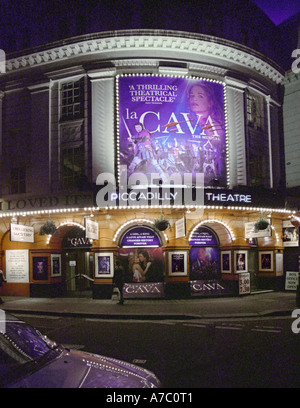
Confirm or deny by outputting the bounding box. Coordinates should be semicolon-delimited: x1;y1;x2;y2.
113;260;126;305
0;270;6;305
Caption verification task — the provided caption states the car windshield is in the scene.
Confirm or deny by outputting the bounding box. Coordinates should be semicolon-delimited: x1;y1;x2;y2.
0;320;61;387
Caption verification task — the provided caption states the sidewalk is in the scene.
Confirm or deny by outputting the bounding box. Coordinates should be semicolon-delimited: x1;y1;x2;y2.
0;291;297;320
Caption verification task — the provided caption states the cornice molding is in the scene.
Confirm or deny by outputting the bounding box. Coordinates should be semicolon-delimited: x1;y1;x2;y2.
282;70;299;84
5;34;284;84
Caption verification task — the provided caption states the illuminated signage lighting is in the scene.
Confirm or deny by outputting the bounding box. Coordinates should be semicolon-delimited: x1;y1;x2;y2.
205;192;252;203
0;208;80;218
189;219;236;242
113;219;168;244
0;205;294;219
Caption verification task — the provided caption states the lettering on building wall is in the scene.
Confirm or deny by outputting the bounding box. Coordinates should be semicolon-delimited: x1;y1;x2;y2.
0;194;93;212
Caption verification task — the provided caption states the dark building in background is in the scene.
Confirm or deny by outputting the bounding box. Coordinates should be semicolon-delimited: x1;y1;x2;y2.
0;0;299;299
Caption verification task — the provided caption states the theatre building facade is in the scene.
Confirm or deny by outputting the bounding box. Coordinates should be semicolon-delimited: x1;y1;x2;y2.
0;30;297;300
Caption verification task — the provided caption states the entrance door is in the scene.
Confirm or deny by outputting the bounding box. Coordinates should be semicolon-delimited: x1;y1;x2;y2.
248;249;259;292
64;251;94;296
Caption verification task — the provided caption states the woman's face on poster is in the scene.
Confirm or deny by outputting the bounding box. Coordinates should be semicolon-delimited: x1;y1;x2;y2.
135;124;143;133
188;85;212;115
138;253;146;263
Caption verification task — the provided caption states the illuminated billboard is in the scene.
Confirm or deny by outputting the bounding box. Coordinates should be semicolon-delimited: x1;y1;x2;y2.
118;75;227;187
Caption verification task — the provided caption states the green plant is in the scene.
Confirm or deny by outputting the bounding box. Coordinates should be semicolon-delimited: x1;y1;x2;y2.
254;218;269;231
154;215;170;231
39;220;57;235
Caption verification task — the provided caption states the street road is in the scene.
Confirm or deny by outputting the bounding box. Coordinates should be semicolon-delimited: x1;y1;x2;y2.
12;313;300;388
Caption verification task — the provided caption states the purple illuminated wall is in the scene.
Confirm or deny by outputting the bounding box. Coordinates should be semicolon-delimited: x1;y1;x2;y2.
189;226;219;246
120;226;161;247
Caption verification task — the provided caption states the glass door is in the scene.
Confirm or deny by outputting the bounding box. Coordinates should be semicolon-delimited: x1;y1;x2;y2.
248;249;259;292
64;251;93;296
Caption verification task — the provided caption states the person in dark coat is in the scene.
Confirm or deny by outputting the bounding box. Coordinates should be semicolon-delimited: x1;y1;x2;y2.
0;270;6;305
113;261;126;304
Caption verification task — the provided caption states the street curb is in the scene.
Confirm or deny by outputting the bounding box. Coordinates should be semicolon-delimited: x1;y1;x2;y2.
1;308;294;320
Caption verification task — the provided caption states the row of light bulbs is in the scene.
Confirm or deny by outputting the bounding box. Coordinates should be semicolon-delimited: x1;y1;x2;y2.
0;204;294;219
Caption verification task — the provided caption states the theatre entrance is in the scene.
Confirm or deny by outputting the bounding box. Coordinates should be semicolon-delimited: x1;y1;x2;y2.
62;227;93;297
248;248;259;292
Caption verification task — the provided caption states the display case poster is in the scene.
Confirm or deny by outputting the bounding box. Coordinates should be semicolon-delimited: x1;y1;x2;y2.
98;256;111;275
171;253;185;274
33;257;48;280
118;75;226;187
51;254;61;277
189;247;221;280
6;249;29;283
117;247;164;283
282;221;299;247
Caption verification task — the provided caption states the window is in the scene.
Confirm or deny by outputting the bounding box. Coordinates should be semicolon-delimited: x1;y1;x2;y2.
247;129;270;187
246;91;270;187
246;93;264;130
61;145;84;189
60;79;84;121
11;167;26;194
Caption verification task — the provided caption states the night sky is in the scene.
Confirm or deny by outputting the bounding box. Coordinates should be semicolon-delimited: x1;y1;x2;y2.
0;0;299;62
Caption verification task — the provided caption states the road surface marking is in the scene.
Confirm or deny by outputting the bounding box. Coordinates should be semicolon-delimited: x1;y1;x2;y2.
215;326;243;331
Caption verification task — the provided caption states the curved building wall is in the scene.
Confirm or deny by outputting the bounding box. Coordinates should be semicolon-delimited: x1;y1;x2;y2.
0;30;293;299
1;30;285;192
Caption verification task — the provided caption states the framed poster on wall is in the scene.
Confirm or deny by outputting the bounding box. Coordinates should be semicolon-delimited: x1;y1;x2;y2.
95;252;114;278
221;251;231;273
32;256;49;281
51;254;62;277
259;251;273;272
234;250;248;273
168;251;188;276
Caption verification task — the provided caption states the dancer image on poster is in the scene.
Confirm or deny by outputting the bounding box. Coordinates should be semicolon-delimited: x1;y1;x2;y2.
52;258;60;276
190;247;220;280
261;254;271;270
98;256;110;274
128;122;167;180
236;253;246;271
33;257;48;280
222;253;230;272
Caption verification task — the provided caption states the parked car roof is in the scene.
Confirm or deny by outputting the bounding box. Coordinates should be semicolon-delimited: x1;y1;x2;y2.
0;310;160;388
